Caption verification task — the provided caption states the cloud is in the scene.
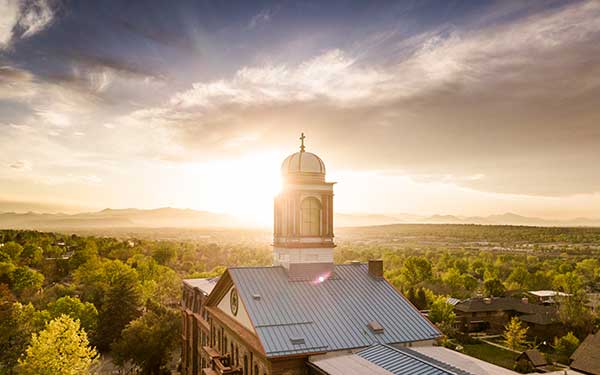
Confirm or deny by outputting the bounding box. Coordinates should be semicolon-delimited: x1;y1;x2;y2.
0;0;55;50
9;160;31;170
18;0;54;38
116;1;600;197
248;8;276;29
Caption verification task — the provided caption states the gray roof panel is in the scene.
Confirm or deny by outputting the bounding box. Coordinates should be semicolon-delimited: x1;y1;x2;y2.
228;264;441;357
358;345;475;375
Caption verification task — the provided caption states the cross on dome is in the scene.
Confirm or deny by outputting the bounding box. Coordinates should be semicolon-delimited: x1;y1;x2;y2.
299;132;306;152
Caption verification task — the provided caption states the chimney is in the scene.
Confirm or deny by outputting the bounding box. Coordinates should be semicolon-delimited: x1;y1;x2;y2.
521;297;529;304
368;259;383;278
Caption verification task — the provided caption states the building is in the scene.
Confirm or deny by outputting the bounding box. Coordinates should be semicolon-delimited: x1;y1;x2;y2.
181;135;441;375
516;349;547;372
453;296;564;340
570;332;600;375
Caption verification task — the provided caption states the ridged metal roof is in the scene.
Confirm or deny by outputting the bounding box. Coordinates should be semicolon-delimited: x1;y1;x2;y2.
358;345;475;375
228;264;441;357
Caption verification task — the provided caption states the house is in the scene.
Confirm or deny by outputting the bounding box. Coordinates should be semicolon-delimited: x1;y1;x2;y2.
516;349;547;371
180;135;441;375
527;290;569;305
453;297;564;339
570;332;600;375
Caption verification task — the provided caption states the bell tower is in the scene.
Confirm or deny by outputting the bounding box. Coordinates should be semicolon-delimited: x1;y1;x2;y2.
273;134;335;280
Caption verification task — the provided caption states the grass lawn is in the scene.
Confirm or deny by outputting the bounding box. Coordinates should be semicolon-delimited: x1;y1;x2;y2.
460;341;518;370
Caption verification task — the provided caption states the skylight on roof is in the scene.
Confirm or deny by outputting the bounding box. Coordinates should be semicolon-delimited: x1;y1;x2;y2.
290;337;305;345
368;321;384;334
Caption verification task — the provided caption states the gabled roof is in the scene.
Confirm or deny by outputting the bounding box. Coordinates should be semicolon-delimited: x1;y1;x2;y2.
226;264;441;357
518;349;547;367
571;332;600;375
357;344;475;375
454;297;560;327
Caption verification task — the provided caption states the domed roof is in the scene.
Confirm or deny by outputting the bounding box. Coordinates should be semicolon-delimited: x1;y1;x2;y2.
281;151;326;175
281;133;326;176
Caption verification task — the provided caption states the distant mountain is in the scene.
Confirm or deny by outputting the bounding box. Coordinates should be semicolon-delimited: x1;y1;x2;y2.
335;213;410;227
0;207;241;229
1;207;599;230
335;212;600;227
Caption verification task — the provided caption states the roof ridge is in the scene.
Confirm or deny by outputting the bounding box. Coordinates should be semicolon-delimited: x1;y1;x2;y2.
380;345;473;375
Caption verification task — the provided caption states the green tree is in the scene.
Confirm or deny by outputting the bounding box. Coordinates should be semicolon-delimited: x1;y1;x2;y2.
18;315;97;375
559;291;595;336
151;243;176;266
112;304;179;375
10;266;44;296
96;265;143;351
441;268;463;296
553;332;580;364
47;296;98;336
0;299;49;372
428;296;456;336
400;256;432;286
503;317;528;350
507;266;529;290
20;245;43;267
553;272;582;294
69;240;98;269
2;242;23;261
483;278;506;297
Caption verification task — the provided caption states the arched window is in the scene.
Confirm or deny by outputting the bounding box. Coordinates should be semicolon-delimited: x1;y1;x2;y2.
301;197;321;236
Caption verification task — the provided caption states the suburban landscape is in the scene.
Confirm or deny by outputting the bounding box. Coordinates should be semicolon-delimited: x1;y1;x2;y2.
1;218;599;374
2;0;600;374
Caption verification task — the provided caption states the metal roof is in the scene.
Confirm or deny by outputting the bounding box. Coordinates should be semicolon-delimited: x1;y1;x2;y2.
310;352;394;375
228;264;441;357
183;277;219;295
357;345;474;375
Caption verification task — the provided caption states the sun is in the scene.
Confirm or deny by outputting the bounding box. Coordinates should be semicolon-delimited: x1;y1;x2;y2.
181;152;283;226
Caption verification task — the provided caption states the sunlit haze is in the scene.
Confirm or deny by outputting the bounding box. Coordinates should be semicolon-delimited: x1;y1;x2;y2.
2;0;600;224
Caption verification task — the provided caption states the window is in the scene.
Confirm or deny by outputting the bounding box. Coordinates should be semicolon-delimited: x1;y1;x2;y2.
244;355;248;375
254;364;259;375
301;197;321;236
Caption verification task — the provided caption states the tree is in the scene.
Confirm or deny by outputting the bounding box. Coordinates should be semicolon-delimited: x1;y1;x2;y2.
553;332;580;364
47;296;98;336
0;300;49;372
400;256;432;286
18;315;97;375
559;291;595;336
503;317;528;350
112;305;179;375
151;243;176;266
553;272;582;294
2;242;23;261
69;240;98;269
428;296;456;336
96;266;142;351
441;268;463;296
483;278;506;297
20;245;43;267
507;266;530;290
9;266;44;296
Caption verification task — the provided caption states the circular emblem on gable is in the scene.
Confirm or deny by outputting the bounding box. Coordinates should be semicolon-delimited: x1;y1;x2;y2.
230;288;239;316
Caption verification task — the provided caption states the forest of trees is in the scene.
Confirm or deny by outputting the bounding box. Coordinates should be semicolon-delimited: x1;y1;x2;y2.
1;224;599;374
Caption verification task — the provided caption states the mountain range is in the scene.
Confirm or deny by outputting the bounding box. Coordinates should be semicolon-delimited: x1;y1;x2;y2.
1;208;600;230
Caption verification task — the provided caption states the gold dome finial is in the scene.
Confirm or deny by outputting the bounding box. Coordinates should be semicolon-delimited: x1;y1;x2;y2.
299;132;306;152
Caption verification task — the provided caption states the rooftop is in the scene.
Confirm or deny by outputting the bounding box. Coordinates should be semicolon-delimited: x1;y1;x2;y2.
571;332;600;375
183;277;219;295
358;344;474;375
227;264;441;357
454;297;559;325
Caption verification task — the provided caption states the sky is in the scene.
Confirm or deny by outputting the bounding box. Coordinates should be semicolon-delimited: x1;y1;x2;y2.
1;0;600;224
